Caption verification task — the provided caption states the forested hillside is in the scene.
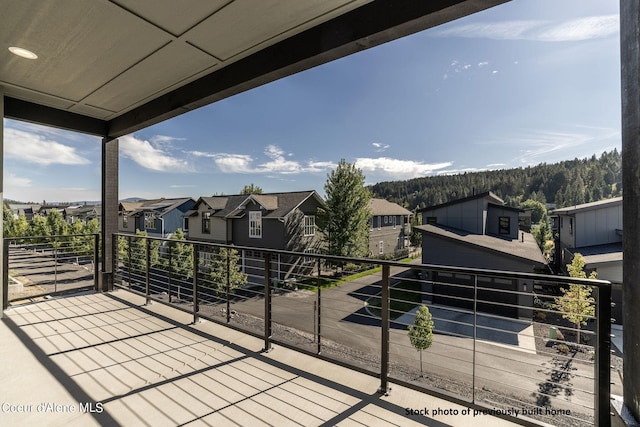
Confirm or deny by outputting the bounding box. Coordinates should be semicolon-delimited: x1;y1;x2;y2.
370;150;621;211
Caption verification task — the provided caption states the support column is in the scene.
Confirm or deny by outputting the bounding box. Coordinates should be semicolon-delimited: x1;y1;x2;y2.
620;1;640;422
100;137;118;291
1;88;4;315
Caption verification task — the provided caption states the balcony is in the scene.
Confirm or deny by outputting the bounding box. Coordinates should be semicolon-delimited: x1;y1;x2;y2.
2;233;617;426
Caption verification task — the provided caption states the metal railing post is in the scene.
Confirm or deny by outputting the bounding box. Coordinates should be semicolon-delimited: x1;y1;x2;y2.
127;235;132;289
168;244;173;303
3;239;9;310
264;252;272;352
145;237;150;304
595;284;612;427
317;258;322;354
94;234;99;291
226;249;231;323
379;263;390;395
473;274;478;403
193;244;199;324
54;237;58;293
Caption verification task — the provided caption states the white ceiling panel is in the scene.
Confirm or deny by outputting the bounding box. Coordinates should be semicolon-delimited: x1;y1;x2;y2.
111;0;231;36
82;40;219;114
0;0;170;102
185;0;371;61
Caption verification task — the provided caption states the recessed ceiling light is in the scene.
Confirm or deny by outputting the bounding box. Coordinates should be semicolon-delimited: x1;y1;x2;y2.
8;46;38;59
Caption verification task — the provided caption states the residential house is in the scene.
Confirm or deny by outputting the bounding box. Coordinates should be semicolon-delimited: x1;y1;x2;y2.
8;204;41;221
416;191;548;319
119;198;196;238
186;190;325;284
65;204;100;225
550;197;623;322
368;199;412;258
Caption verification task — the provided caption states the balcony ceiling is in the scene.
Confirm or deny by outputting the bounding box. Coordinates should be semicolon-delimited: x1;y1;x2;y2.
1;0;508;138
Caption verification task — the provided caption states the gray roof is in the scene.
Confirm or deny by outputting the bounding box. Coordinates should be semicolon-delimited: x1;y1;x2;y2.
369;199;412;216
551;196;623;215
568;243;623;265
417;191;504;212
120;198;194;216
415;223;547;266
194;191;324;219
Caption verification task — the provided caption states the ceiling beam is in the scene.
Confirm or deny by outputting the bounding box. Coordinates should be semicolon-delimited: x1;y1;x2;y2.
107;0;508;137
4;97;108;137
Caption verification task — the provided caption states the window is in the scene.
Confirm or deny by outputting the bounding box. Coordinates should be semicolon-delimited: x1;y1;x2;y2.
144;213;156;229
384;216;388;224
183;218;189;231
249;211;262;238
122;214;128;228
392;216;397;229
304;215;315;236
202;212;211;234
379;241;384;255
499;217;510;235
569;218;574;235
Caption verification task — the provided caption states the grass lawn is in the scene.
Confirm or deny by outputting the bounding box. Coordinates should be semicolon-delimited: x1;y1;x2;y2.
296;255;420;292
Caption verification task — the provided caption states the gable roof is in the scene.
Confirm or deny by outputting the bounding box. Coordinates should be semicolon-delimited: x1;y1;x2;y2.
415;223;547;266
120;198;194;216
193;191;325;220
417;191;504;212
369;199;412;216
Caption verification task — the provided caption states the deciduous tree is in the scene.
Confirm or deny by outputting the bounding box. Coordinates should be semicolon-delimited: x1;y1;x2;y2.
408;305;434;377
554;253;596;345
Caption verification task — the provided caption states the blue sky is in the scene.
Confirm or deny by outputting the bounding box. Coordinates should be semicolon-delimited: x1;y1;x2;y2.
4;0;621;203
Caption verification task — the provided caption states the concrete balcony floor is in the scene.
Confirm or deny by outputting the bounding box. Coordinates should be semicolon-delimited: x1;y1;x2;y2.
0;290;518;427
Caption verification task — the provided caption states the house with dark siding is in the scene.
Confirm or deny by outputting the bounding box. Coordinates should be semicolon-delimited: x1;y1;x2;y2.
186;190;325;284
416;191;547;319
368;199;412;258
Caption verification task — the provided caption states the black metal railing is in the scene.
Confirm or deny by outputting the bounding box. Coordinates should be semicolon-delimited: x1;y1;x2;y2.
112;233;613;427
3;234;99;307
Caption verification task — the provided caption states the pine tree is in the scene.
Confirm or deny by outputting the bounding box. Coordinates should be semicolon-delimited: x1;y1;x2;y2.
318;159;371;258
408;305;434;377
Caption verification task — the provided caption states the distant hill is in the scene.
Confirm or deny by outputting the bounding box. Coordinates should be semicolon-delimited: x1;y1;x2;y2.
369;150;622;211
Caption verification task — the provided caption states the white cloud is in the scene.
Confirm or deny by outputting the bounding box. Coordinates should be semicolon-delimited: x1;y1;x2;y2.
478;61;489;67
307;161;338;172
5;172;32;187
4;128;91;166
435;15;618;42
354;157;453;179
120;135;189;172
484;126;621;165
372;142;391;152
150;135;186;150
191;145;336;175
212;154;255;173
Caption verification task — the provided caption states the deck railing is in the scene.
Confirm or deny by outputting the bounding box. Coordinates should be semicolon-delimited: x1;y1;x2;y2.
111;233;613;427
3;234;99;307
